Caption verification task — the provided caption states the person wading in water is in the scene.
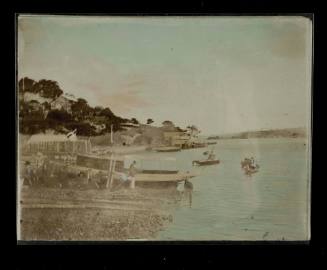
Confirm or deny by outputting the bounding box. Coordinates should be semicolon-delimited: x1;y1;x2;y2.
184;178;193;207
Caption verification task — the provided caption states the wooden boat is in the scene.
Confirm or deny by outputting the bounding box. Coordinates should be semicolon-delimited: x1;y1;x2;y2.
69;154;198;184
114;170;197;183
244;167;259;175
192;159;220;166
241;160;260;175
207;141;217;145
182;143;207;149
154;146;181;152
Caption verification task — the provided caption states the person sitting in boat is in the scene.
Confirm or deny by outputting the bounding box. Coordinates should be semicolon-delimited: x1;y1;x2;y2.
184;178;193;207
207;150;216;161
250;157;256;169
241;158;251;170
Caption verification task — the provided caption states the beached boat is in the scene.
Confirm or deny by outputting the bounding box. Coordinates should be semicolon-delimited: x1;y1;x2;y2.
69;154;198;186
192;159;220;166
153;146;181;152
122;154;197;183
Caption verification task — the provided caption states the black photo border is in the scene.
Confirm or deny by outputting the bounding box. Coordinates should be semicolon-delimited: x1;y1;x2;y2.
5;0;326;268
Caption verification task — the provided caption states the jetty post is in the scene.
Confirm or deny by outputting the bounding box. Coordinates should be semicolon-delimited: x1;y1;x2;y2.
106;153;113;189
109;159;116;189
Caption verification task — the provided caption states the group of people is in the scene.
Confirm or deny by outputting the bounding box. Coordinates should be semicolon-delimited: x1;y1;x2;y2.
241;157;259;172
112;160;138;190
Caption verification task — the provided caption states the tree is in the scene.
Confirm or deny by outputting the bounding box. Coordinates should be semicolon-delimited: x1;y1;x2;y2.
146;118;154;125
131;118;139;124
32;79;63;99
94;106;104;116
65;122;97;136
19;77;36;93
162;120;174;126
71;98;91;120
99;107;114;118
46;109;73;123
42;101;51;110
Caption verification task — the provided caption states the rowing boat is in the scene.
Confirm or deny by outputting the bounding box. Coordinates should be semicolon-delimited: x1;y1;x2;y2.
154;146;181;152
192;159;220;166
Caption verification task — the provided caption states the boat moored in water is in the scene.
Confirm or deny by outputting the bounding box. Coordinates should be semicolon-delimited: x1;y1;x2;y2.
153;146;182;152
241;158;260;175
207;141;217;145
192;159;220;166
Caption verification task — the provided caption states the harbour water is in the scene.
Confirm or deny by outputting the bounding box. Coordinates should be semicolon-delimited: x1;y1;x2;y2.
151;138;310;240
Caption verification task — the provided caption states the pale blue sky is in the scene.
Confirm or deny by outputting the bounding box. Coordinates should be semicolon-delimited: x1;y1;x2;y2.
18;16;312;135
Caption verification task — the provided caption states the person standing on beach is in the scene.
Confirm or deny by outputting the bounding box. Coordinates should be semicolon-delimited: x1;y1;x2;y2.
128;160;137;189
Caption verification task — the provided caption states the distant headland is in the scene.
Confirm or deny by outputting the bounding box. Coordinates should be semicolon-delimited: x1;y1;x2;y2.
207;127;307;140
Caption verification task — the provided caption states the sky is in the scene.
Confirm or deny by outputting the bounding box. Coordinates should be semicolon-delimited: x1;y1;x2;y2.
18;16;312;135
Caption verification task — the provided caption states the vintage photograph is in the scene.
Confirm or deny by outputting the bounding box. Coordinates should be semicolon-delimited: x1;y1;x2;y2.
17;15;312;241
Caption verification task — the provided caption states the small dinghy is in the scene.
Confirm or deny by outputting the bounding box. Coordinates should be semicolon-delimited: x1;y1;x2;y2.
192;159;220;166
241;158;260;175
244;166;259;175
193;149;219;166
154;146;181;152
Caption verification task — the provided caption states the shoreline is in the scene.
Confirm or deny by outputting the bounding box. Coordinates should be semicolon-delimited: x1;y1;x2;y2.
19;186;180;241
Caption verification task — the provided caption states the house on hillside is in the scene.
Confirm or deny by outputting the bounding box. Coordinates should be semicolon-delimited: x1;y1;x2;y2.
163;131;190;146
23;92;52;104
62;93;77;102
50;95;76;114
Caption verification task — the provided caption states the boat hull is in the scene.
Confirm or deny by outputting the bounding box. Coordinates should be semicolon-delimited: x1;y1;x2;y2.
154;147;181;152
114;171;198;182
192;160;220;166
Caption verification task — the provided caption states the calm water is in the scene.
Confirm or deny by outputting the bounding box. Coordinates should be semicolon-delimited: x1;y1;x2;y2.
147;138;310;240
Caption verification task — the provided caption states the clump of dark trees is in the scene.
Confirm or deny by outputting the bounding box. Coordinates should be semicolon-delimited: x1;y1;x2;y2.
18;77;131;136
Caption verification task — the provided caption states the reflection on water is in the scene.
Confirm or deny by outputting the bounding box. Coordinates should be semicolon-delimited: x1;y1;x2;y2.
156;138;309;240
241;175;259;212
